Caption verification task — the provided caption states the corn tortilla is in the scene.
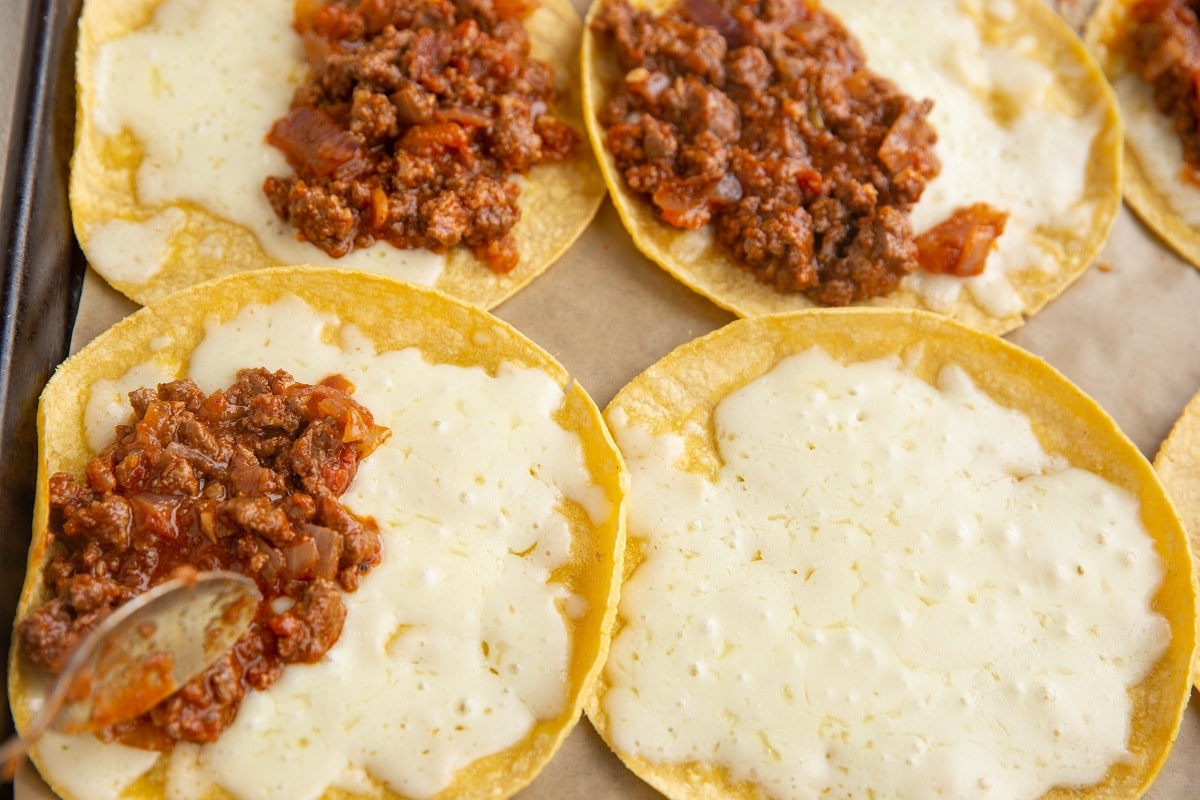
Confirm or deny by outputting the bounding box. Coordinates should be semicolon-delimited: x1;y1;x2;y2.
581;0;1123;333
1086;0;1200;272
1153;388;1200;688
70;0;607;309
8;266;627;800
589;308;1196;800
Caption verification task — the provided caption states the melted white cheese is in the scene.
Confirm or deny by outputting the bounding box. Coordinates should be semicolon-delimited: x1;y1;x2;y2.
823;0;1105;317
38;295;608;800
88;0;444;285
603;347;1168;800
83;359;175;453
1115;73;1200;226
84;208;186;284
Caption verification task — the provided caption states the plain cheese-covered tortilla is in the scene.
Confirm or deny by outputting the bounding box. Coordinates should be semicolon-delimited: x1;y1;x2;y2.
590;308;1196;800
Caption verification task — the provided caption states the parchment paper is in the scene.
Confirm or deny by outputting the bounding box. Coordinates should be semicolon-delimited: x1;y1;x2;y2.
15;199;1200;800
14;0;1200;795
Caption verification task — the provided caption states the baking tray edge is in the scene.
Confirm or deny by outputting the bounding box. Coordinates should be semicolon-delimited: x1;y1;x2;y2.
0;0;88;784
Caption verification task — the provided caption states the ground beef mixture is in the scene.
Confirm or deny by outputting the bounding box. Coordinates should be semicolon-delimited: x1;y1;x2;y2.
263;0;580;273
18;368;390;750
592;0;1008;305
1125;0;1200;184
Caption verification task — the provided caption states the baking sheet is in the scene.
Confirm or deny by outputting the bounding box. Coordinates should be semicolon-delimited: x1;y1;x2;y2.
0;1;86;793
8;0;1200;797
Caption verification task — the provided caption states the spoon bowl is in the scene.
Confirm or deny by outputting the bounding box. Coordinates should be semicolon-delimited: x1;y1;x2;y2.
2;569;260;779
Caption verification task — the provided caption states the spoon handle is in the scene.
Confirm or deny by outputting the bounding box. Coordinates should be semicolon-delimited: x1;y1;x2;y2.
1;730;31;782
0;659;76;782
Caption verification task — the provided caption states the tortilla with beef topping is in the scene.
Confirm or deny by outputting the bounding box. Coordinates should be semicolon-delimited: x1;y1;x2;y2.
70;0;606;309
1086;0;1200;271
591;308;1196;800
8;267;626;800
581;0;1123;333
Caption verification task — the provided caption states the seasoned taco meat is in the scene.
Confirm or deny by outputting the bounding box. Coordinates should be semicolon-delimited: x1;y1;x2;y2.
1124;0;1200;184
263;0;581;273
18;368;390;749
592;0;953;305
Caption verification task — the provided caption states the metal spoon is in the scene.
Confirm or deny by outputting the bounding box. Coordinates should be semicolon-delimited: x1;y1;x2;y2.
1;569;260;780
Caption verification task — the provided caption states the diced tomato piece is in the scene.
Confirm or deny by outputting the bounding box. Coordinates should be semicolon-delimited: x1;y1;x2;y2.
266;107;367;180
916;203;1008;277
653;178;714;230
399;121;473;157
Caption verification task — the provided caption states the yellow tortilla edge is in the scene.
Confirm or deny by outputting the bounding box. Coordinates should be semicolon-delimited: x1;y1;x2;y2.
1153;386;1200;690
580;0;1123;334
587;306;1196;800
1085;0;1200;271
70;0;608;310
8;265;628;800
